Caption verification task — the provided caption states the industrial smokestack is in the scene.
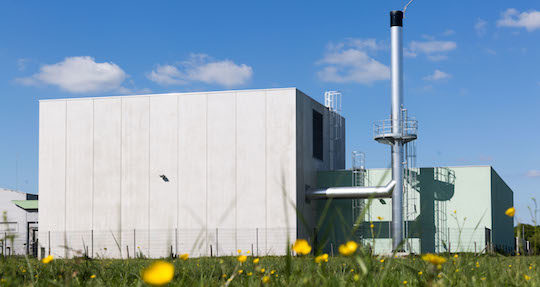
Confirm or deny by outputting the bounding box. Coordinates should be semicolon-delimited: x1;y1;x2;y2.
390;10;404;251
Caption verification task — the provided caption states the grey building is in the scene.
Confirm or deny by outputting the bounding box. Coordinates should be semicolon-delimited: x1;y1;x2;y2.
38;88;345;258
0;188;38;255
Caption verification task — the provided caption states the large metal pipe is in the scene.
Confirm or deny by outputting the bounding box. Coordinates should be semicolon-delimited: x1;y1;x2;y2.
307;180;396;200
390;10;404;251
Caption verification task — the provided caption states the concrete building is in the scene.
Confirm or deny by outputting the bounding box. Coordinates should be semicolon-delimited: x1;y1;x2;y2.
316;166;514;254
0;188;38;255
38;88;345;258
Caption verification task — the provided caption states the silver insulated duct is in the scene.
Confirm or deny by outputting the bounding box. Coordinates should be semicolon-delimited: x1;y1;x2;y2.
306;10;417;252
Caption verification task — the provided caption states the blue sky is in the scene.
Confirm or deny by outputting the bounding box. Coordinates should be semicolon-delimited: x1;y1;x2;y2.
0;1;539;224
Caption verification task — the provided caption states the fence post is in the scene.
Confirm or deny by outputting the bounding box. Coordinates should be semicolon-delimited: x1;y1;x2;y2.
48;231;51;255
256;228;259;257
474;242;477;254
133;229;136;256
216;228;219;257
175;228;178;255
91;229;94;258
251;244;254;256
210;245;213;257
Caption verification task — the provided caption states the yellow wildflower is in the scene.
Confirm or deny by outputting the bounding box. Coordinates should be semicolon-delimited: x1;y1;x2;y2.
453;210;456;214
246;250;250;254
237;255;247;263
403;281;408;285
505;207;515;217
529;266;533;270
524;275;531;281
339;241;358;256
370;223;375;229
476;262;480;267
270;270;276;275
253;258;260;264
380;259;385;263
179;253;189;261
260;268;266;273
247;272;253;276
222;274;227;278
262;276;270;284
292;239;312;255
90;275;96;279
508;264;512;268
238;270;243;274
237;249;242;254
42;255;54;264
315;253;329;263
377;216;384;220
455;269;460;272
142;261;174;286
481;277;486;281
353;274;360;281
418;271;423;275
421;253;447;266
350;269;355;272
453;254;458;258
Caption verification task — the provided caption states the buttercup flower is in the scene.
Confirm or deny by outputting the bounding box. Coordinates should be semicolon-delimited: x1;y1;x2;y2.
90;275;96;279
505;207;515;217
315;253;329;263
42;255;54;264
237;255;247;263
292;239;312;255
377;216;384;220
339;241;358;256
524;275;531;281
142;261;174;286
253;258;260;264
262;276;270;284
421;253;447;267
179;253;189;261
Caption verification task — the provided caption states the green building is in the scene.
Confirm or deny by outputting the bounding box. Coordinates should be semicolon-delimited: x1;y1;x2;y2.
314;166;514;254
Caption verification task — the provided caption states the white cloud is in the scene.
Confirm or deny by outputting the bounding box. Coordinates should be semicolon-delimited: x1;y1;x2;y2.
147;65;185;85
497;8;540;31
406;40;457;61
475;19;488;36
485;48;497;55
423;69;451;81
526;170;540;177
17;56;127;93
317;38;390;84
148;54;253;87
442;29;455;36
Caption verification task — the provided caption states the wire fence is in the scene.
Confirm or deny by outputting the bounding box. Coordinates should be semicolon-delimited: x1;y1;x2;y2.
38;228;296;259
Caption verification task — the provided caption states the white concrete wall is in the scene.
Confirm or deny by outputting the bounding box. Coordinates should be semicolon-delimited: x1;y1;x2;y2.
39;88;315;258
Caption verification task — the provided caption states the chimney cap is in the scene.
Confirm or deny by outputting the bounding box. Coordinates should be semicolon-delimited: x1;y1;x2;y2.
390;11;403;27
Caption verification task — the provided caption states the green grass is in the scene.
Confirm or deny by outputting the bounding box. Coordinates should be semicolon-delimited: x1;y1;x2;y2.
0;254;539;286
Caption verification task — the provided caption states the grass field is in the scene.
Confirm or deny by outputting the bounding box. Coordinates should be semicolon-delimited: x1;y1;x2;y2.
0;253;538;286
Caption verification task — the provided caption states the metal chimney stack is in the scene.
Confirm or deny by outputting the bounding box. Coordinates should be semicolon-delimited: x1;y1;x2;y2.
306;10;417;253
390;10;405;251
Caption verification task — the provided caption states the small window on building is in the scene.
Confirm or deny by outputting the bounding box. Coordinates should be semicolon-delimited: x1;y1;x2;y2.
313;110;323;160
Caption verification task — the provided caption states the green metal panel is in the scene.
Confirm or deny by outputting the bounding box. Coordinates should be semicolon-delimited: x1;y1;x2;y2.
314;170;354;253
490;167;514;253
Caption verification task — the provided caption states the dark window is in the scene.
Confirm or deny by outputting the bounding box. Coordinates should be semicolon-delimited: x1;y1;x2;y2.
313;110;323;160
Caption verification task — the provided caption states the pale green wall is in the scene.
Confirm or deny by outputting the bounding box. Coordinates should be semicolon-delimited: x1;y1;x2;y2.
314;166;514;254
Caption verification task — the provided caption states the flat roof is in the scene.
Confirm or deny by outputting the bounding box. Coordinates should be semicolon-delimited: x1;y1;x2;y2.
39;87;300;102
12;200;38;210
